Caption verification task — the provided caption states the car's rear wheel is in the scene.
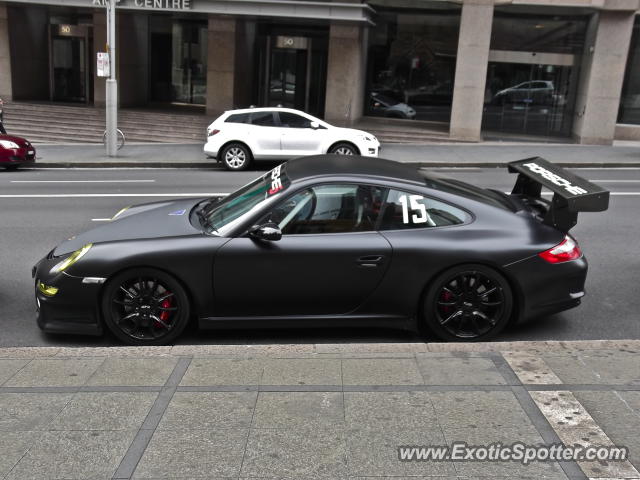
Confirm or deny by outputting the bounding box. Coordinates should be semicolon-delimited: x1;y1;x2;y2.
102;268;190;346
221;143;251;171
328;142;358;155
422;264;513;342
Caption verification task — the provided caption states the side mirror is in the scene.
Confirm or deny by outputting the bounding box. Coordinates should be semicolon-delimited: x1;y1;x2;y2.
309;121;320;129
249;222;282;241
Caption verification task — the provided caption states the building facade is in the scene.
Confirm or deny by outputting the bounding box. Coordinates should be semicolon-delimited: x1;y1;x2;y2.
0;0;639;143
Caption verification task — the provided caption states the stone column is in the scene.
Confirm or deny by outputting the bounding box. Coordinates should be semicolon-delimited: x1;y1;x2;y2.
572;10;636;145
93;11;106;107
324;23;366;125
449;0;494;141
206;16;235;117
0;3;13;100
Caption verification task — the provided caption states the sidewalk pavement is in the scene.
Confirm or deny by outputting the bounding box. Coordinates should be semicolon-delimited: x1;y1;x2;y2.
1;339;639;480
29;142;640;168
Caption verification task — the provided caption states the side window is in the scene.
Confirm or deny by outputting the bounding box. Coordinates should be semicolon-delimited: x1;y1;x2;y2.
278;112;312;128
250;111;276;126
379;189;468;230
266;184;387;235
225;113;249;124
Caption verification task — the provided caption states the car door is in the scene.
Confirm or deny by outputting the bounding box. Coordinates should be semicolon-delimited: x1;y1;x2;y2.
247;111;282;158
277;111;327;157
213;183;391;317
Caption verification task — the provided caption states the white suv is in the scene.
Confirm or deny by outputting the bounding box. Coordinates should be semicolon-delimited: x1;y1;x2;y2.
204;107;380;170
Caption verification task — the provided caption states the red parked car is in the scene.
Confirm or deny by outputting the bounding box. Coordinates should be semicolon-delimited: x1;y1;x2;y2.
0;134;36;170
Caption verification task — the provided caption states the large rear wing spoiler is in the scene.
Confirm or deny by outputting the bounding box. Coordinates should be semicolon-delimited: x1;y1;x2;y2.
507;157;610;232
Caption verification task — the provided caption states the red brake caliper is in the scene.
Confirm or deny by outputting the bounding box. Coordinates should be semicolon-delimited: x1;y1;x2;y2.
440;290;453;313
156;295;172;327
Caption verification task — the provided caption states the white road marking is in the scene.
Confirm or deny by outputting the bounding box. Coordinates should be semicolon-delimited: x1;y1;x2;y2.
10;180;156;183
0;193;229;198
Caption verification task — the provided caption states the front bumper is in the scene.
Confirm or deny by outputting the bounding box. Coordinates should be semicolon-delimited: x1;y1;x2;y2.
1;147;36;166
32;256;103;336
504;254;588;322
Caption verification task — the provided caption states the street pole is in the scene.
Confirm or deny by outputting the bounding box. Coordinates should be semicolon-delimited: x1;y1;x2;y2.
105;0;118;157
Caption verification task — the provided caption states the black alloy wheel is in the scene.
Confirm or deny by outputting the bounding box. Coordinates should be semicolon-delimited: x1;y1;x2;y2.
423;264;513;341
328;143;358;155
102;268;190;345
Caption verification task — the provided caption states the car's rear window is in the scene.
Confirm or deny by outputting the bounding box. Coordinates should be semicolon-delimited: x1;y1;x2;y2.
420;172;515;211
225;113;249;124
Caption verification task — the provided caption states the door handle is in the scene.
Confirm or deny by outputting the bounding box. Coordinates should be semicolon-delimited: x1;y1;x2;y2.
356;255;384;267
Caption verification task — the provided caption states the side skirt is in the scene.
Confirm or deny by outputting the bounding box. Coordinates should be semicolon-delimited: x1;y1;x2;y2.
198;314;415;331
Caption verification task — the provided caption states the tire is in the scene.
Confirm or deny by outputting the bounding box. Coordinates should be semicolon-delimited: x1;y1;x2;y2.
421;264;513;342
221;143;251;171
4;165;18;171
328;142;358;155
101;268;191;346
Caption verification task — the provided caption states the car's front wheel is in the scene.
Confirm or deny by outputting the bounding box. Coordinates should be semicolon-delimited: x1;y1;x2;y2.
422;264;513;342
102;268;191;345
328;142;359;155
221;143;251;171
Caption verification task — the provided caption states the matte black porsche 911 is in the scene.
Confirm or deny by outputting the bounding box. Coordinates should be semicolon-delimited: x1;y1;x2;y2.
33;155;609;345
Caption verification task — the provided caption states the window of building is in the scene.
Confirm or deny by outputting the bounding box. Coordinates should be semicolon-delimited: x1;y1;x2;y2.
365;5;461;123
619;17;640;125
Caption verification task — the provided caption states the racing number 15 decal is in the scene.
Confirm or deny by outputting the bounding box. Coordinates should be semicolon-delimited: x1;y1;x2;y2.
399;194;430;224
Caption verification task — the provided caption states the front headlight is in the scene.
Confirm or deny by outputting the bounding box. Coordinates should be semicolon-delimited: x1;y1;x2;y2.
0;140;20;149
52;244;92;274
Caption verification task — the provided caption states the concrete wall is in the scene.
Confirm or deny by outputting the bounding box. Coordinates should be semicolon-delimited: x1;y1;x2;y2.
206;16;235;116
118;12;149;107
449;0;493;141
572;10;636;144
0;3;12;100
324;23;366;125
7;5;49;100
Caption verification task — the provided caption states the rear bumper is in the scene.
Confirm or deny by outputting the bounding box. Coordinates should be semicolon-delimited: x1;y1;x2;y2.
505;254;588;322
33;257;103;336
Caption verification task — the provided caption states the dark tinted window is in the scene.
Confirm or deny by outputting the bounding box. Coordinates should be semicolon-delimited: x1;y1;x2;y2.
278;112;312;128
379;189;468;230
250;112;276;126
225;113;249;123
266;184;386;235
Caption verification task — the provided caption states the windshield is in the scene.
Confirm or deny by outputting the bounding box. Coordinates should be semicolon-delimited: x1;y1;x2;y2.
202;164;290;235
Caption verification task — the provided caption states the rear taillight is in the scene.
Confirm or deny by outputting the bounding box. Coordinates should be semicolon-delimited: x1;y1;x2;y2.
208;129;220;137
538;235;582;264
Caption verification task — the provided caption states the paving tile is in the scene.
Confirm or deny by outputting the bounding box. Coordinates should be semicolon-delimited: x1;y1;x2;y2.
342;358;424;385
158;391;257;430
346;427;454;477
6;430;136;480
619;391;640;414
580;352;640;384
431;391;533;429
261;358;342;385
0;431;40;478
572;390;640;434
85;357;178;386
4;357;104;387
344;392;436;430
502;353;563;385
542;355;601;384
531;390;598;430
48;392;156;431
241;426;347;478
0;393;73;431
253;391;344;429
441;426;566;478
133;428;247;478
0;359;30;385
179;358;263;386
416;356;506;385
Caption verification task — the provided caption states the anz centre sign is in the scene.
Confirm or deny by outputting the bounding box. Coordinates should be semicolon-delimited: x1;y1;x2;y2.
91;0;191;9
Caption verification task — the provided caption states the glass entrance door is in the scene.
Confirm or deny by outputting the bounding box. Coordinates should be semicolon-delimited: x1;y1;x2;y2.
268;48;308;109
51;36;87;102
483;59;576;137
